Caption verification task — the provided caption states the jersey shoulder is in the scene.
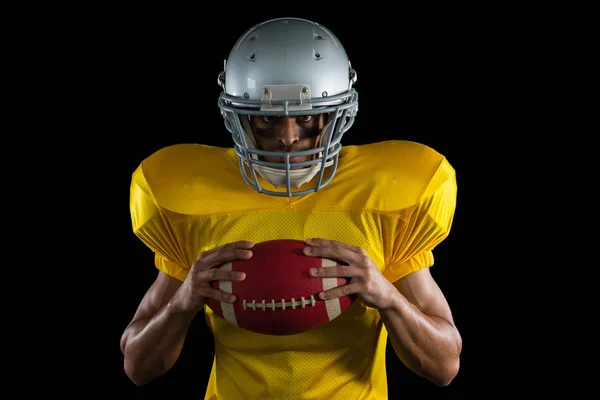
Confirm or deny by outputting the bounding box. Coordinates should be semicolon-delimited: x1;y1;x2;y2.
133;143;245;211
138;143;235;182
333;140;456;211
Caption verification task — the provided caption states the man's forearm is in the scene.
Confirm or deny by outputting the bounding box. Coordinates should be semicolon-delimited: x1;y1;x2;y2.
122;299;198;386
379;293;462;386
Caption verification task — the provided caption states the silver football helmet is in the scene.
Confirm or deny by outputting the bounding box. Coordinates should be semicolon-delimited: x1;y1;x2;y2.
217;17;358;197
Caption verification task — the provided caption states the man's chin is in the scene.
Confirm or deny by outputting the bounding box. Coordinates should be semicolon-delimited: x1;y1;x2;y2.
262;156;310;166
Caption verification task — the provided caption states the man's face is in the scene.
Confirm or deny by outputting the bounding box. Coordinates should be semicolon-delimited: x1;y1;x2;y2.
249;114;327;168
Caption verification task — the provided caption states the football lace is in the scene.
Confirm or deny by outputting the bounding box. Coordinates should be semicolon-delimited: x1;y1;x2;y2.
241;295;317;311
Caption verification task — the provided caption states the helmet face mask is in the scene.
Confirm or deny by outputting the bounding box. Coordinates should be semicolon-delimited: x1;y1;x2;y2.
249;113;326;169
217;17;358;197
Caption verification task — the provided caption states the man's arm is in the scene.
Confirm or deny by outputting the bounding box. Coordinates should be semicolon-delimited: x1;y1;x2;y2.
380;267;462;386
120;271;195;386
303;239;462;387
120;241;253;386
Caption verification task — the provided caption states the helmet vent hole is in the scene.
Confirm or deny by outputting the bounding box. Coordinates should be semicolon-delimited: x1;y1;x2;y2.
314;50;321;59
314;33;323;40
248;52;256;61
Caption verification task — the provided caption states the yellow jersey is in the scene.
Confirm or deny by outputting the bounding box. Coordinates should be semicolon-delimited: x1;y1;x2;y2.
129;140;457;399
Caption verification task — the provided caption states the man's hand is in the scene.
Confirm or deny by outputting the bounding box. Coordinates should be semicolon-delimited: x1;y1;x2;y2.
303;238;396;310
174;241;254;313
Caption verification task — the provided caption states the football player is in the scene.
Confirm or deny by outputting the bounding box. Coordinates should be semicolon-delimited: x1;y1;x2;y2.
121;17;462;399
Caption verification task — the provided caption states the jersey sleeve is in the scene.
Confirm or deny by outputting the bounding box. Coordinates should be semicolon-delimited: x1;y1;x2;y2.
382;158;457;283
130;163;190;282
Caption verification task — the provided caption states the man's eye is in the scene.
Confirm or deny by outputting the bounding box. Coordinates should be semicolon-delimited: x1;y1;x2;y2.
297;115;312;122
262;116;278;123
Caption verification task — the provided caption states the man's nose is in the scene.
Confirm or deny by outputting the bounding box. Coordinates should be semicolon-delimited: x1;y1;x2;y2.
276;117;299;147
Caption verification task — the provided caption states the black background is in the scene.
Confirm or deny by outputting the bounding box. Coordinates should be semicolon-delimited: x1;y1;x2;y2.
66;5;512;398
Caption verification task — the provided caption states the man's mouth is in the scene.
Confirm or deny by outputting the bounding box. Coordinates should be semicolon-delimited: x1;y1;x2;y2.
277;156;304;163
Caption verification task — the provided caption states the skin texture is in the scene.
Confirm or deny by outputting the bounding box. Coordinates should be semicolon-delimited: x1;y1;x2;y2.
121;116;462;387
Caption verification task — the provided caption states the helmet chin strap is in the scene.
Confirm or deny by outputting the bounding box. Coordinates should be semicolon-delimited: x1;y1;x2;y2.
239;115;335;189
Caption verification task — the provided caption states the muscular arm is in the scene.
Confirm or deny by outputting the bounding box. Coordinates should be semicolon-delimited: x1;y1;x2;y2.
120;271;196;386
380;267;462;386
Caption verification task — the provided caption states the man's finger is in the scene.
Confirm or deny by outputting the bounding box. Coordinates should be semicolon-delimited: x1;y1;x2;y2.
319;282;360;300
310;265;361;279
194;241;254;269
303;243;358;265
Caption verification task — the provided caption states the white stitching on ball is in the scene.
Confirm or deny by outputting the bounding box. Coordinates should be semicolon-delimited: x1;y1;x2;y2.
242;295;317;311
